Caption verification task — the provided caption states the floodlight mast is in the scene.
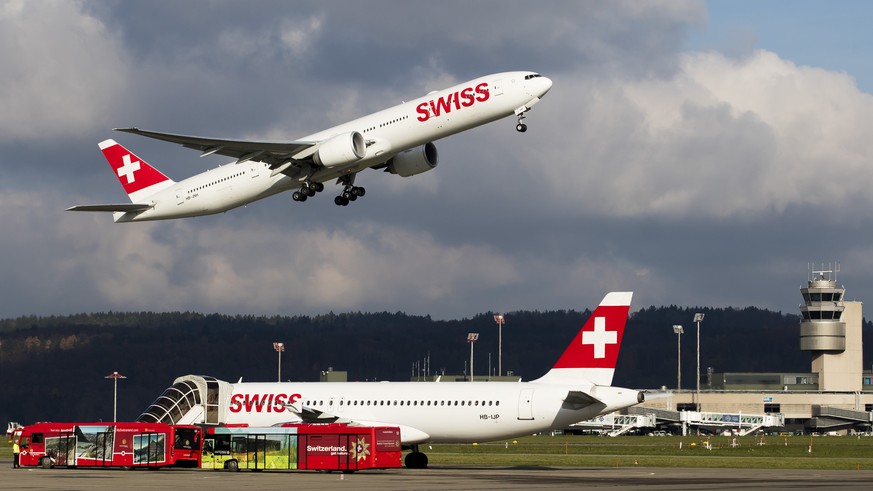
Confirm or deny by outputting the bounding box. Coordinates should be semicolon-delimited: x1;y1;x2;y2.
672;325;684;391
467;333;479;382
104;371;127;423
273;342;285;382
693;313;705;410
494;314;505;377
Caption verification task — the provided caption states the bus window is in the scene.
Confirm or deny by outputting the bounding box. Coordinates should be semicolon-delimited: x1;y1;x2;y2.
175;427;199;450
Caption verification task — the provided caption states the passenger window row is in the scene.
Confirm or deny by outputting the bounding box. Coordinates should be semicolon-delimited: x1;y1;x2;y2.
303;399;500;407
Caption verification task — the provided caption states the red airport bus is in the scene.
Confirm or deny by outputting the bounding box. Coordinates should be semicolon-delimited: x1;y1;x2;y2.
203;423;402;472
16;422;202;469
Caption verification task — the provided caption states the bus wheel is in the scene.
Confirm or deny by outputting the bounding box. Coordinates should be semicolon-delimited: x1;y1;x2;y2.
40;457;52;469
225;460;239;472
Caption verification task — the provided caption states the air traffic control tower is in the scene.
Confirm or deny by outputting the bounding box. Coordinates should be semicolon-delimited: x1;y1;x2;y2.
799;267;863;391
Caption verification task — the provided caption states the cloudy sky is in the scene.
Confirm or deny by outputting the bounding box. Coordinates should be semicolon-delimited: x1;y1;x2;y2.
2;0;872;320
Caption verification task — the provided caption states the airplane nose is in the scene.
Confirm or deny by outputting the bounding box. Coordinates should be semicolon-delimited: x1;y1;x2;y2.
538;77;553;97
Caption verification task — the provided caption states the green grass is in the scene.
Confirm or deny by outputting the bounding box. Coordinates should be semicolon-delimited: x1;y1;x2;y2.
423;434;873;470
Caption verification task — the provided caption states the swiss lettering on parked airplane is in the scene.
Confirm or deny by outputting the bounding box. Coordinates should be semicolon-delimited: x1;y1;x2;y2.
416;82;490;122
228;393;302;413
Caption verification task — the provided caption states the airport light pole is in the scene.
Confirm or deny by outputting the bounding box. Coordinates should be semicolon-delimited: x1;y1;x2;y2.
467;333;479;382
672;325;684;391
273;342;285;382
493;314;505;377
104;371;126;423
693;313;705;410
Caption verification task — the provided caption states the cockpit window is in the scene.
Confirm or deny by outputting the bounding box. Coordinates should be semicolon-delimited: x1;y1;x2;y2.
525;73;542;80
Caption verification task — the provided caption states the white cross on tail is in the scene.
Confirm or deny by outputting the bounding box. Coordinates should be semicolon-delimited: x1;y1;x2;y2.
116;154;141;184
581;316;617;359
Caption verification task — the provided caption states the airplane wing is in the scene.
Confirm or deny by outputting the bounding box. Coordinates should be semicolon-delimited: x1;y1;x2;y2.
66;204;152;213
284;404;431;443
114;127;318;167
290;405;344;424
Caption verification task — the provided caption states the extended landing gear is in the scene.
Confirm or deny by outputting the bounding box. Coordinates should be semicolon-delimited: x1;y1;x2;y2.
334;174;366;206
292;181;324;202
404;445;429;469
334;186;365;206
515;106;530;132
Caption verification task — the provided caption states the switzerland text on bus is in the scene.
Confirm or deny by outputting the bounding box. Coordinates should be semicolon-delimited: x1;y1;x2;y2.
203;423;401;472
16;422;202;469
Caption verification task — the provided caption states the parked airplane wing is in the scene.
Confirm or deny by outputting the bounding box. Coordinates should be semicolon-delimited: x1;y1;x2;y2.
114;127;317;167
286;404;342;423
283;404;432;443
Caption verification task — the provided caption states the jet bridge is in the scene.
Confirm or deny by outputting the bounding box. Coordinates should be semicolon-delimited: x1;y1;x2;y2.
569;412;658;436
809;406;873;431
627;407;784;436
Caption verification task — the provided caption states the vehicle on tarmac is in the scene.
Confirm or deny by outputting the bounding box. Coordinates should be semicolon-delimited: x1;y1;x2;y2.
202;423;401;472
15;421;202;469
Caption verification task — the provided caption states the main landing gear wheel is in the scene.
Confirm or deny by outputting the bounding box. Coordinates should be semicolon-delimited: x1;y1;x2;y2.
516;123;527;132
335;186;365;206
404;450;428;469
293;182;324;202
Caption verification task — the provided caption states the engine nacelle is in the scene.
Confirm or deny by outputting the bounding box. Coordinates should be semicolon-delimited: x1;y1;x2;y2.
313;131;366;168
386;143;438;177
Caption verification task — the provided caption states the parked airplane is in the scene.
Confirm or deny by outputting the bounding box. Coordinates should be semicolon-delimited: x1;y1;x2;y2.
68;71;552;222
140;292;642;468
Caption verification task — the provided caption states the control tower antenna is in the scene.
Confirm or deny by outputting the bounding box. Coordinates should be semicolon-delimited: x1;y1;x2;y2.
808;262;840;284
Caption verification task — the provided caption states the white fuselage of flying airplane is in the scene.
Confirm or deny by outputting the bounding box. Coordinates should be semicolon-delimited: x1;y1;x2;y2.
69;72;552;222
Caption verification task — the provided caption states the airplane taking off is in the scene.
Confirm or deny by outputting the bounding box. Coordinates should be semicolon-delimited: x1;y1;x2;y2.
139;292;642;469
68;71;552;222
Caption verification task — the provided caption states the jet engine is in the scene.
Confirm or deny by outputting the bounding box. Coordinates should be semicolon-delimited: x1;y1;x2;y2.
386;143;438;177
313;131;366;168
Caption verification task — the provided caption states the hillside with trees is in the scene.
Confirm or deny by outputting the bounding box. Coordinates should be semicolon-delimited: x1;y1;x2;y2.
1;306;869;426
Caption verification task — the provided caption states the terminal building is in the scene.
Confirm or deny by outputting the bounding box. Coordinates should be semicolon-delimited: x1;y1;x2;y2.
621;268;873;435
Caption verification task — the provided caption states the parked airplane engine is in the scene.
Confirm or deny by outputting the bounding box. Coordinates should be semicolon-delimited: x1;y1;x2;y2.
313;131;366;168
386;142;438;177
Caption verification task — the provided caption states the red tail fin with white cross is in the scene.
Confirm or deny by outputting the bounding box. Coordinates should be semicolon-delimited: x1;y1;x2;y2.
532;292;632;386
99;139;174;202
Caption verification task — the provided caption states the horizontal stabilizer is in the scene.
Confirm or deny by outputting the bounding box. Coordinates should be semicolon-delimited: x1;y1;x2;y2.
66;204;152;213
562;390;601;410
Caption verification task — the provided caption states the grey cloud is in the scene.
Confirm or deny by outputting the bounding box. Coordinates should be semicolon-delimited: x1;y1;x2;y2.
5;0;873;322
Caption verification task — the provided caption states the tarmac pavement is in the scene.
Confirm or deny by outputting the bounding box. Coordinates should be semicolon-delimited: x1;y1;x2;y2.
3;461;873;490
